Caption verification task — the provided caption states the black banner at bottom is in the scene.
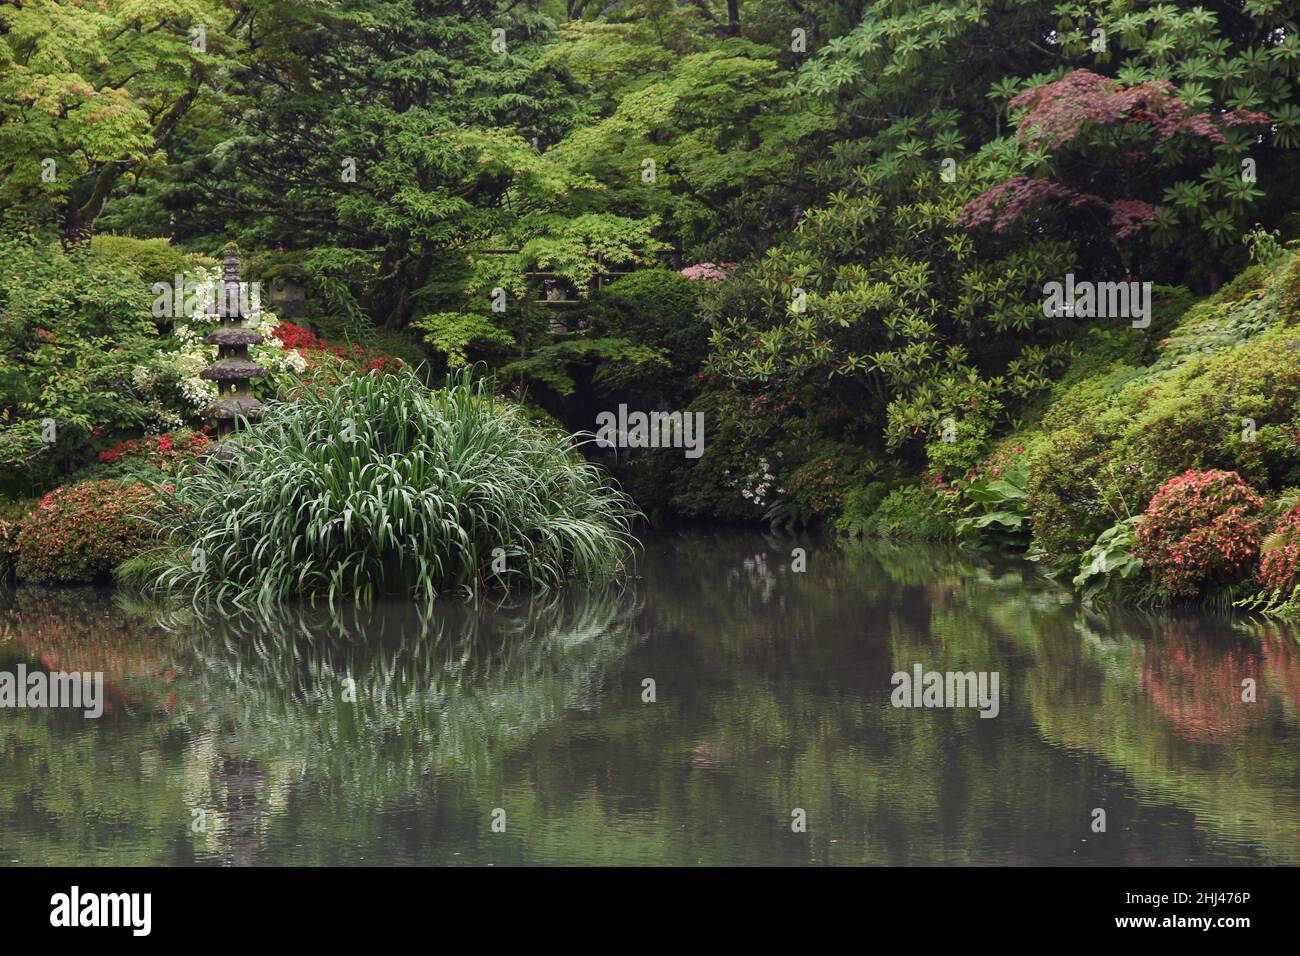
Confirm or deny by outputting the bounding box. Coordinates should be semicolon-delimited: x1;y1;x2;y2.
0;865;1284;941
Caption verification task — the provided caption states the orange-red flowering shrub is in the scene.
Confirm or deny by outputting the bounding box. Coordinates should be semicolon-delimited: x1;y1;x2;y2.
14;480;161;583
273;321;401;375
98;426;211;469
1135;470;1264;597
1257;505;1300;598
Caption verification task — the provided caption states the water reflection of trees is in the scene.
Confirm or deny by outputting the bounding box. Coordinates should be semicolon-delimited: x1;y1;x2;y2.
0;584;644;864
1033;605;1300;863
3;534;1300;864
600;534;1300;864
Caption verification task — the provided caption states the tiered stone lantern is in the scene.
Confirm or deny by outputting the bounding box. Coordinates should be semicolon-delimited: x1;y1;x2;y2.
201;244;266;447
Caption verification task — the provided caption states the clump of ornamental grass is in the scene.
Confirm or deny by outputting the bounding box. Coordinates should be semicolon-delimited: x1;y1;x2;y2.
140;367;637;606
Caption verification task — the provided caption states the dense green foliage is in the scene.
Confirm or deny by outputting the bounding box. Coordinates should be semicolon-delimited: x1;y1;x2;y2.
1023;254;1297;512
6;1;1300;605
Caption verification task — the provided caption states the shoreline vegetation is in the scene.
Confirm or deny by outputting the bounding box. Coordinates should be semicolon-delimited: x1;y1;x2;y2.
2;3;1300;613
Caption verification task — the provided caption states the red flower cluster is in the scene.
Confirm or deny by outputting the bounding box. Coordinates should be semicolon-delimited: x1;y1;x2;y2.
1257;505;1300;598
272;321;401;374
99;426;211;466
271;321;324;351
1135;469;1265;597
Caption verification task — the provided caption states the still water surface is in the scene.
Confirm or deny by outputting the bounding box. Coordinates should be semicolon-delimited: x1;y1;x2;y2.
1;530;1298;865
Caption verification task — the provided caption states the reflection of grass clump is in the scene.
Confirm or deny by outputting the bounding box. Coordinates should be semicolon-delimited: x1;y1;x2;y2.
143;367;637;604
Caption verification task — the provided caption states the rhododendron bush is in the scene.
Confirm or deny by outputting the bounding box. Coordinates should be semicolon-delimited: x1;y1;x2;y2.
1135;470;1265;598
680;262;736;282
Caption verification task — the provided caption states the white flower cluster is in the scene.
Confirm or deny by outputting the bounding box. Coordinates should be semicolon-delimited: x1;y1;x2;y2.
739;457;777;509
249;303;308;376
144;399;185;434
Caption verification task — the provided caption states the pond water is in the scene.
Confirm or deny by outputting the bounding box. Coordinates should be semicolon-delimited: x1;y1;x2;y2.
1;530;1298;866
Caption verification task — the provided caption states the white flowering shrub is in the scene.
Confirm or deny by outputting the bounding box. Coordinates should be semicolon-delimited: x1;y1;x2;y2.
738;457;779;510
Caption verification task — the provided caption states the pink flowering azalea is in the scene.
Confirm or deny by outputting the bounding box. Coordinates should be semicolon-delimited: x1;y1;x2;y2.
680;262;734;281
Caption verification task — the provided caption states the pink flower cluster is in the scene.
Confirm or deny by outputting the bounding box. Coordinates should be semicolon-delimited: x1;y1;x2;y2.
1258;505;1300;598
680;262;737;281
1135;469;1265;597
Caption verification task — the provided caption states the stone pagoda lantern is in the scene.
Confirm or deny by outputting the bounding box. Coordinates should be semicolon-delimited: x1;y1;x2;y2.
200;244;266;447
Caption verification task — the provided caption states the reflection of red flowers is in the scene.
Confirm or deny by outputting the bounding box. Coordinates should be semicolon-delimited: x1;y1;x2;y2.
1141;636;1264;741
1259;630;1300;711
0;593;182;718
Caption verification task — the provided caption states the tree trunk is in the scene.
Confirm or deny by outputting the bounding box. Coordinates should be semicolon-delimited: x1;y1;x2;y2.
60;164;119;246
370;244;430;329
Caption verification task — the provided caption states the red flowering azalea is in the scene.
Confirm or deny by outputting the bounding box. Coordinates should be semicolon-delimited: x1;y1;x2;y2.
13;480;163;584
272;320;326;351
273;321;401;376
1135;469;1265;597
98;427;211;468
1257;505;1300;598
